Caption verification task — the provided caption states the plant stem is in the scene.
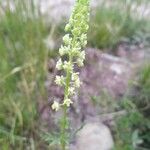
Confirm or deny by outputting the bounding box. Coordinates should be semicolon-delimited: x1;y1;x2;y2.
61;105;67;150
61;56;72;150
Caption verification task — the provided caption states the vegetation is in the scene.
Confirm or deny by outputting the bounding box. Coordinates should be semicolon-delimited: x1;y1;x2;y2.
115;64;150;150
51;0;90;149
0;0;149;149
88;0;150;49
0;1;51;149
52;0;150;50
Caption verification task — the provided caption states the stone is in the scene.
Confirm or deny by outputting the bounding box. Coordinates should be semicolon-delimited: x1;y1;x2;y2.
76;123;114;150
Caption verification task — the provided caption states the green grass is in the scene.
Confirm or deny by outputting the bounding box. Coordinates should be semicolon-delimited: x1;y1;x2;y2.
114;64;150;150
0;1;54;149
88;0;150;49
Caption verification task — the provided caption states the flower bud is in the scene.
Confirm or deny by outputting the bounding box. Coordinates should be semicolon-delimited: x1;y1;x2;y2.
59;46;70;56
65;24;71;32
80;51;86;60
68;87;75;95
63;34;72;45
80;34;87;47
52;101;60;111
77;58;84;67
63;61;73;72
71;48;80;56
63;98;73;107
72;28;81;36
72;72;81;88
56;59;63;70
55;75;65;86
52;0;90;111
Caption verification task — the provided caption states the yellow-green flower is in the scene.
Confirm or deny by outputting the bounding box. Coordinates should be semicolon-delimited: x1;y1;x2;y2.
68;87;75;96
55;75;65;86
52;0;89;109
52;101;60;111
59;45;70;56
56;59;63;70
51;0;90;148
71;72;81;88
63;34;72;45
63;61;73;72
63;98;73;107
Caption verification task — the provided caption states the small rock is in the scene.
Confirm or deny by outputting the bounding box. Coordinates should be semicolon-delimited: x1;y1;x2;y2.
76;123;114;150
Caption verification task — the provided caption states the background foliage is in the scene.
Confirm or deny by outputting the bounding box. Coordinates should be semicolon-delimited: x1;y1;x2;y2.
0;0;149;149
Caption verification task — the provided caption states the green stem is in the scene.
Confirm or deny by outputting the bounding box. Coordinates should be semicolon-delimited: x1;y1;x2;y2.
61;56;72;150
61;105;67;150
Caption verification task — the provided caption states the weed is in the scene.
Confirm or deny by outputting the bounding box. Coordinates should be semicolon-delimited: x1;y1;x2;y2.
0;1;52;148
51;0;90;149
114;64;150;149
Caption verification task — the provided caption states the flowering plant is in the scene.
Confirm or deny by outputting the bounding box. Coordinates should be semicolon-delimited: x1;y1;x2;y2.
51;0;90;149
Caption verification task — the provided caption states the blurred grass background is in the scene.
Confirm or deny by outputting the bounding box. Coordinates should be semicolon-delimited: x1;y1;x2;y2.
114;64;150;150
0;0;150;149
88;1;150;49
0;1;51;149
